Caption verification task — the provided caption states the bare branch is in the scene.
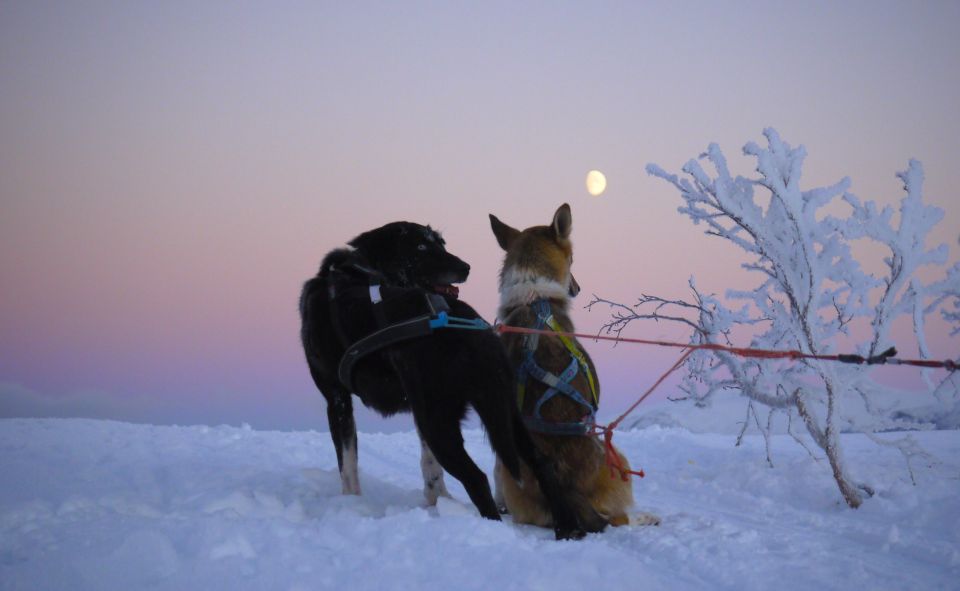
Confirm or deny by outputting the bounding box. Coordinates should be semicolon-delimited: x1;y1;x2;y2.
863;432;933;486
787;407;821;462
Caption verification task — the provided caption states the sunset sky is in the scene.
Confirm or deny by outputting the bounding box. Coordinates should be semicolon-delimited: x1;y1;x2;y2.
2;1;958;431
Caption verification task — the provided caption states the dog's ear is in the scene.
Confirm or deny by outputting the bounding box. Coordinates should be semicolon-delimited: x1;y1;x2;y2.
348;223;404;262
551;203;572;241
489;214;520;251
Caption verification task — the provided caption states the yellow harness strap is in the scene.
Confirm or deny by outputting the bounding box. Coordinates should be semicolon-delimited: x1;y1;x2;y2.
545;316;599;407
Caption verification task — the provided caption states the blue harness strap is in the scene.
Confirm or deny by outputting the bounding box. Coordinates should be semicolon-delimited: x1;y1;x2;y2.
515;299;598;436
429;311;490;330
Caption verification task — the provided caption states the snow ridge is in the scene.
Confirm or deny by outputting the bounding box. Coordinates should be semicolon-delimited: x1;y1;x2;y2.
1;418;957;590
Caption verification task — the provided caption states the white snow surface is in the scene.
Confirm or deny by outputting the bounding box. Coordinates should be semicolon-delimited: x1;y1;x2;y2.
2;418;958;591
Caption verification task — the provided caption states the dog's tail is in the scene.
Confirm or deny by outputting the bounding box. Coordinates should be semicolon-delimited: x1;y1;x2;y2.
318;248;354;278
302;247;354;317
300;249;350;319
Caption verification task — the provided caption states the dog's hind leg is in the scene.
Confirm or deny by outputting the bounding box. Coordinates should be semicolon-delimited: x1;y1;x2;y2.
417;428;449;506
414;415;501;520
493;461;508;514
470;392;517;515
312;366;361;495
510;417;605;539
591;447;660;527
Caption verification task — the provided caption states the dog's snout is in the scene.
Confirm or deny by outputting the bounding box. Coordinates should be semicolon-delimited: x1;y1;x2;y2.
451;255;470;273
569;274;581;297
444;254;471;282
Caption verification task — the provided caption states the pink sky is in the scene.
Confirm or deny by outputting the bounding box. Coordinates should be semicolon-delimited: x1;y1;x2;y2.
1;2;958;430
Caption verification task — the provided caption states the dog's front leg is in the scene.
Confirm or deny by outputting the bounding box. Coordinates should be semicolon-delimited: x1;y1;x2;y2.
325;387;361;496
418;429;450;505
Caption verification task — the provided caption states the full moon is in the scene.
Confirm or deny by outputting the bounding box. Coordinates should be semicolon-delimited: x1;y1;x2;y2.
585;170;606;196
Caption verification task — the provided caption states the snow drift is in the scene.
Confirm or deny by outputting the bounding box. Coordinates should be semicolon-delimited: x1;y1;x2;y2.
2;417;958;590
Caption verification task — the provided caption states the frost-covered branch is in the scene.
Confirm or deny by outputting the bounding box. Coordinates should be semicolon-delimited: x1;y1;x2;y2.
601;129;958;508
862;432;934;486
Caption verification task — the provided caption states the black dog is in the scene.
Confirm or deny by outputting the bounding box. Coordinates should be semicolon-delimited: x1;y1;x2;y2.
299;221;586;539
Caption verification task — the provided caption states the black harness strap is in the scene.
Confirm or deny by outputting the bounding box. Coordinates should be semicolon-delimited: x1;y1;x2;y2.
327;262;386;349
337;314;434;391
330;261;460;391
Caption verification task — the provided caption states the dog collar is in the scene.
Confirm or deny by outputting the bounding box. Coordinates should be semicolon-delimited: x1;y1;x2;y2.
432;284;460;299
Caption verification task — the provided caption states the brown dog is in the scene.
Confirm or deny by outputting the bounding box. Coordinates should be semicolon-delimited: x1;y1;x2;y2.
489;203;660;531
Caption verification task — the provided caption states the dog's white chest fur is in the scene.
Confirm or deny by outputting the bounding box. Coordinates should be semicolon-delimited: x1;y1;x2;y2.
498;268;569;318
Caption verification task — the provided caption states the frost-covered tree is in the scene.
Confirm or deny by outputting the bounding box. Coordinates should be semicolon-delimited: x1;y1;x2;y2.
594;129;958;508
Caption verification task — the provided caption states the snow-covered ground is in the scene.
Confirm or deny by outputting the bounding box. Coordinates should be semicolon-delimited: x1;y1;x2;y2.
2;417;958;591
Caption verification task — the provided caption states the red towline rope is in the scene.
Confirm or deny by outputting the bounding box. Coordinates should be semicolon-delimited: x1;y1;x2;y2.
495;323;958;481
586;349;695;481
496;324;958;370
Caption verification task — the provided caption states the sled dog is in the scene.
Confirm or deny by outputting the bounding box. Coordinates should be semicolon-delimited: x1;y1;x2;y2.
299;221;588;539
489;204;660;530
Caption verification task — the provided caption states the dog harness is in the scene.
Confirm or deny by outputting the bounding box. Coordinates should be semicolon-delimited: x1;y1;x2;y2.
516;299;599;436
330;264;489;391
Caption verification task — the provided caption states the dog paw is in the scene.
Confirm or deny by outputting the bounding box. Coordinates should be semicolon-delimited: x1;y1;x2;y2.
554;525;587;541
423;488;451;507
629;512;661;526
